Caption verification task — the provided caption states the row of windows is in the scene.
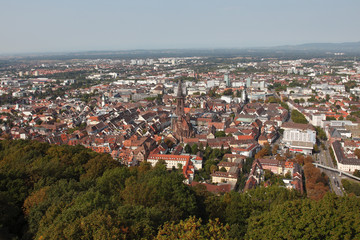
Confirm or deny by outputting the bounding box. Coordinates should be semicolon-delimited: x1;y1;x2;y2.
284;130;315;142
150;156;187;161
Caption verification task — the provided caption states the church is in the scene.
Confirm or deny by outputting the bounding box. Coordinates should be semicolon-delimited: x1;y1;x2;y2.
172;79;195;142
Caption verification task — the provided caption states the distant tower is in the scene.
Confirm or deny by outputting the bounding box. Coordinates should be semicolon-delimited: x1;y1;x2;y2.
101;94;106;107
224;74;231;87
246;78;252;88
201;100;206;109
242;88;247;103
175;80;185;116
172;79;195;142
259;81;265;90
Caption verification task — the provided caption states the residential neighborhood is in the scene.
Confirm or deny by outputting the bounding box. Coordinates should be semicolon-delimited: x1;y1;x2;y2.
1;55;360;194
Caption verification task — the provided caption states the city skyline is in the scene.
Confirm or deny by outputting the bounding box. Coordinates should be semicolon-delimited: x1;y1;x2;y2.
1;0;360;54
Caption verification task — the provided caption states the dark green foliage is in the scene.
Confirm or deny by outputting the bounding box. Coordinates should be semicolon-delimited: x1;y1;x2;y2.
266;96;280;103
1;140;360;239
0;140;199;239
214;131;226;138
271;82;287;92
291;109;309;124
156;216;230;240
342;179;360;196
191;143;198;155
264;170;285;186
329;147;337;167
0;140;119;239
198;142;204;151
315;126;328;141
184;144;191;153
326;116;337;121
223;89;233;96
245;194;360;240
313;144;319;153
289;80;303;88
345;81;357;92
307;95;318;103
280;101;289;110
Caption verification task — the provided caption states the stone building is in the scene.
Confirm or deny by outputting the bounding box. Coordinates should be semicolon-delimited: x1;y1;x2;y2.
172;80;195;142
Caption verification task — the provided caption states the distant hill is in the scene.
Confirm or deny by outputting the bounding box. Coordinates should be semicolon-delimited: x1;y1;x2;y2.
273;41;360;53
2;41;360;60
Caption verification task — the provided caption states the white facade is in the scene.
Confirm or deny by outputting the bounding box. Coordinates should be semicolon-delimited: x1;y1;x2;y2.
211;172;237;186
147;158;187;169
337;162;360;172
283;128;316;144
207;80;221;88
332;141;360;172
220;95;232;103
282;123;316;154
311;114;326;127
191;159;203;171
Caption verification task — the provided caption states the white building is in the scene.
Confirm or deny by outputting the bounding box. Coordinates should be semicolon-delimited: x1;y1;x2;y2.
332;141;360;172
282;122;316;154
211;171;238;186
311;114;326;127
147;154;202;170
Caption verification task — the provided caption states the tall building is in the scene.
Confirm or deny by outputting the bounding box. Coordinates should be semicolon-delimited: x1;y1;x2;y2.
172;80;195;142
281;122;316;155
242;88;247;103
224;74;231;87
246;78;252;88
175;80;185;116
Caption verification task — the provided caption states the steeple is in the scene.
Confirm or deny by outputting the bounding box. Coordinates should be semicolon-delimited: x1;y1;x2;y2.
172;79;195;142
177;79;183;97
175;79;185;116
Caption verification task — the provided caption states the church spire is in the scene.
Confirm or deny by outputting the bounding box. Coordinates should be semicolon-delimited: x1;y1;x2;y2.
175;79;185;116
177;79;183;97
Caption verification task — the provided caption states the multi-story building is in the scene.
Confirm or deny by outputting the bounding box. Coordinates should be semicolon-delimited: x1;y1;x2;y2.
282;122;316;154
332;141;360;172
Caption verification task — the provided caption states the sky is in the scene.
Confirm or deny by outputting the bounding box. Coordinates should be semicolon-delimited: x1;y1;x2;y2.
1;0;360;54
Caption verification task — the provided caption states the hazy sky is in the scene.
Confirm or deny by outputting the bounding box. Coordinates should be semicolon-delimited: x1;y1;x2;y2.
1;0;360;54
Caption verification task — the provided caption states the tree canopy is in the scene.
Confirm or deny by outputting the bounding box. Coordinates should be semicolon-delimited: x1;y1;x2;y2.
291;109;309;124
1;140;360;239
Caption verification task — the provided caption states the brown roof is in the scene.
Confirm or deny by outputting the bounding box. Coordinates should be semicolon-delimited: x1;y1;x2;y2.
211;171;238;179
259;158;279;167
190;182;231;194
281;122;315;131
218;161;241;168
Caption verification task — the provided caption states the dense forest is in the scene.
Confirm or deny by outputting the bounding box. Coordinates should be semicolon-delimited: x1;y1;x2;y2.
1;140;360;239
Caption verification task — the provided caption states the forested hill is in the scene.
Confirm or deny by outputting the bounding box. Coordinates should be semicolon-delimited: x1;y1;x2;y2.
1;140;360;239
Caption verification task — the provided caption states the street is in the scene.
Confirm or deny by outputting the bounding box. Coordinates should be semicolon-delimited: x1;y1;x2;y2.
316;142;344;196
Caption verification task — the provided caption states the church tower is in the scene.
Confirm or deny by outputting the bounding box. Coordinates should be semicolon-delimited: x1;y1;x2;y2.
172;79;195;142
175;79;185;116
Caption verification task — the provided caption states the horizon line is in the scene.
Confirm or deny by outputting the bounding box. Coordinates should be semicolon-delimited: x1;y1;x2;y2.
1;40;360;57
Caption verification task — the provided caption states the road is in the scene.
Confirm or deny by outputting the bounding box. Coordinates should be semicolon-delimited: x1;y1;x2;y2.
272;91;344;196
316;142;344;196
